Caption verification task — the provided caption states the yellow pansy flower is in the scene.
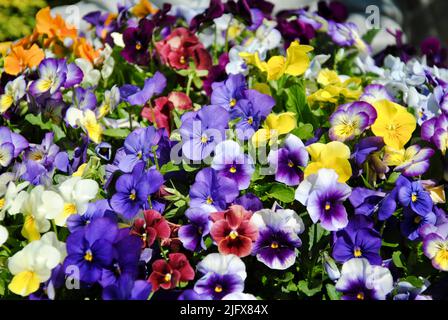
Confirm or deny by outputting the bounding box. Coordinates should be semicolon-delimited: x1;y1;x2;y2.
304;141;352;183
252;112;297;147
371;100;416;150
240;41;313;81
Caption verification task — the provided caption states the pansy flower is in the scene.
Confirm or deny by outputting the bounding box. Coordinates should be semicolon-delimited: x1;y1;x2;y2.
211;73;247;111
194;253;246;300
333;215;382;265
211;140;254;190
250;207;304;269
252;112;296;147
103;274;152;300
0;126;28;168
4;44;44;76
423;223;448;271
131;209;171;248
329;101;377;142
149;253;195;291
210;205;258;257
401;208;437;240
383;145;434;177
268;134;308;186
0;76;26;113
295;168;351;231
421;114;448;155
121;18;155;65
335;258;393;300
178;207;212;252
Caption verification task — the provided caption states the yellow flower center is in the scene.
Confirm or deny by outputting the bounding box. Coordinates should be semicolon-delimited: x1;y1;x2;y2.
247;117;253;125
229;99;236;107
325;203;331;211
229;230;239;240
29;151;43;161
214;285;223;293
229;166;237;173
206;196;213;204
414;216;422;224
84;251;93;262
180;56;186;64
288;160;294;168
411;193;418;202
0;198;5;209
129;192;136;200
63;202;77;217
201;135;208;144
354;248;362;257
135;42;142;50
356;292;365;300
271;241;279;249
164;273;172;282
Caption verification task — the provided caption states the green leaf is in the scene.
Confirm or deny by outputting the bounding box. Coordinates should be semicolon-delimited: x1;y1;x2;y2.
291;123;314;140
102;128;130;138
298;280;321;297
308;224;329;251
392;251;406;269
267;184;295;203
25;113;52;130
326;284;341;300
404;276;424;288
275;272;294;283
159;162;181;175
285;83;318;127
362;28;380;44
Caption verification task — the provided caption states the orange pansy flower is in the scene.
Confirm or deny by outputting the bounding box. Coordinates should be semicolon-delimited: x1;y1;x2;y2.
73;38;100;64
132;0;159;18
4;44;45;76
35;7;77;42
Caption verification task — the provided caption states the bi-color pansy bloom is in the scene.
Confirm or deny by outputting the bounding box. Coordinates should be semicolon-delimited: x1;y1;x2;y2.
383;145;434;177
329;101;377;142
421;114;448;155
0;76;26;113
178;207;212;252
423;223;448;271
194;253;247;300
335;258;394;300
295;168;351;231
250;207;304;270
268;134;309;186
211;140;254;190
0;127;28;168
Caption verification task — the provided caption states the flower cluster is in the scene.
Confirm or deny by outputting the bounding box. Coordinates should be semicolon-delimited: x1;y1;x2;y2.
1;0;448;301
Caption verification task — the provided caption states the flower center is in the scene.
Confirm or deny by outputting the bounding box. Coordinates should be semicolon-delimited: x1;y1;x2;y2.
137;151;143;159
84;250;93;262
354;247;362;257
135;41;142;50
386;123;397;131
29;151;44;161
414;215;422;224
271;241;279;249
356;292;365;300
287;160;294;168
180;56;186;64
63;203;77;216
129;192;136;200
229;230;239;240
201;135;209;144
229;99;236;107
324;202;331;211
229;166;237;173
0;198;4;209
164;273;172;282
411;192;418;202
247;117;253;125
206;196;213;204
214;285;223;293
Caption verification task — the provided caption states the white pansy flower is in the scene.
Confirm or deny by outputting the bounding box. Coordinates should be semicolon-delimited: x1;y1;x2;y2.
0;225;8;246
75;58;101;87
0;76;26;113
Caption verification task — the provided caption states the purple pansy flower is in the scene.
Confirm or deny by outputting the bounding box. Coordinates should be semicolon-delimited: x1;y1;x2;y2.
329;101;377;142
234;193;263;212
335;258;394;300
360;84;394;104
401;208;437;241
268;134;309;186
349;187;386;216
327;21;357;47
351;136;384;167
210;73;247;111
397;178;433;216
180;105;229;161
211;140;254;190
102;274;152;300
64;217;118;284
121;18;155;65
250;208;304;270
125;71;167;106
189;0;225;31
387;145;434;177
194;253;246;300
67;200;117;233
421;114;448;155
178;207;212;252
72;87;97;111
232;89;275;140
333;215;382;265
0;126;28;167
189;167;239;212
422;222;448;271
29;58;83;96
110;162;164;219
295;168;351;231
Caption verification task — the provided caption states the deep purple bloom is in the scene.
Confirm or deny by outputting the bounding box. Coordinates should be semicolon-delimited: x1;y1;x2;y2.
67;200;117;233
234;193;263;212
225;0;252;25
102;274;152;300
211;140;254;190
0;126;28;167
333;215;382;265
349;187;385;216
121;19;155;65
210;74;247;111
401;208;437;240
421;36;447;68
180;105;229;161
190;0;225;31
189;167;239;212
125;71;167;106
194;273;243;300
72;87;97;111
397;179;433;216
268;134;308;186
178;207;212;252
232;89;275;140
110;162;164;219
64;217;118;284
276;10;320;45
204;53;229;96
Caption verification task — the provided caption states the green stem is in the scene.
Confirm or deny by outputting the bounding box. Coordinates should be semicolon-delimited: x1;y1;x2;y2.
51;220;59;241
152;148;160;171
2;245;11;255
128;105;133;131
186;73;193;97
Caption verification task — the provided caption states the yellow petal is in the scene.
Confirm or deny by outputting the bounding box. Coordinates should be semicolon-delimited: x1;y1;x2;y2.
320;141;351;160
9;271;40;296
265;56;286;81
285;41;312;76
21;215;41;242
317;69;341;86
306;143;326;161
265;112;296;135
251;129;270;148
304;162;324;178
383;147;405;166
252;83;271;96
73;163;87;177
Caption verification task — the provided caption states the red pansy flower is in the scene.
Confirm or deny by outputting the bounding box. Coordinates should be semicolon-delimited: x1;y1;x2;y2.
131;209;171;248
149;253;195;291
